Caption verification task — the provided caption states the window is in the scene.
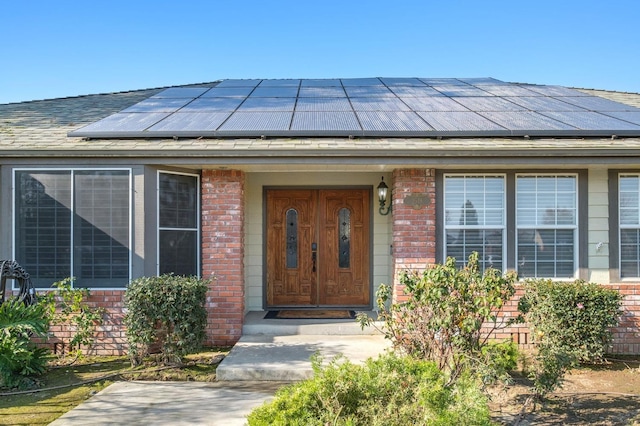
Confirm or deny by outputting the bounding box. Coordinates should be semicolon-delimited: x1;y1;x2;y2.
440;172;583;279
618;174;640;278
444;175;505;271
158;172;199;276
14;169;131;288
516;175;577;278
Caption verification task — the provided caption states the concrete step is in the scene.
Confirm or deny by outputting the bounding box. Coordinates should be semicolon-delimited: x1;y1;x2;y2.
216;334;391;382
242;310;383;336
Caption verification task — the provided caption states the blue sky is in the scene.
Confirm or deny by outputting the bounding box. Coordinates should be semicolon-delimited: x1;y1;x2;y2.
1;1;638;104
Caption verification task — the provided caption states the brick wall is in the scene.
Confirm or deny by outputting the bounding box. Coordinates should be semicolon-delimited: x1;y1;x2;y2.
201;169;246;346
37;290;127;357
391;168;436;302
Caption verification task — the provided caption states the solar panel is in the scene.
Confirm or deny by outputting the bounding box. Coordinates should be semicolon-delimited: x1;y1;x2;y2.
73;112;171;134
295;98;352;111
298;86;347;97
180;98;244;112
602;111;640;126
357;111;433;132
201;87;254;97
147;112;232;132
431;85;494;97
219;111;292;132
151;88;210;98
478;111;577;131
344;86;395;97
291;112;361;132
68;77;640;138
250;87;299;97
237;97;296;111
350;97;412;112
122;98;193;113
417;111;507;132
539;111;640;131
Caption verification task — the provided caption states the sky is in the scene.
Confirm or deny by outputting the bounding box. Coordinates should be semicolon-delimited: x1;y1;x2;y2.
1;0;639;104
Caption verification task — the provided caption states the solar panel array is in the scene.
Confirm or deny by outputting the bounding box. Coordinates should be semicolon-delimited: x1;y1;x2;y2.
69;78;640;138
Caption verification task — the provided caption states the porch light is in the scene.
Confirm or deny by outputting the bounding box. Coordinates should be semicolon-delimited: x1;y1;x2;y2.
377;177;391;216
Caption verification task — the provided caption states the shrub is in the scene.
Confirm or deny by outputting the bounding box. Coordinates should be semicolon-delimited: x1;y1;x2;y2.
359;252;518;383
0;298;50;389
247;353;492;426
518;279;623;395
123;274;209;366
39;278;104;359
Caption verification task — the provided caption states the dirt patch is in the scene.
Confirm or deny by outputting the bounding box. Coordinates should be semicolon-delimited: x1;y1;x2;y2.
489;361;640;425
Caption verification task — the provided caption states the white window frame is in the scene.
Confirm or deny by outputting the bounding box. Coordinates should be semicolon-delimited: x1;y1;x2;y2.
515;173;579;280
12;168;132;290
156;170;201;277
443;174;506;271
618;173;640;279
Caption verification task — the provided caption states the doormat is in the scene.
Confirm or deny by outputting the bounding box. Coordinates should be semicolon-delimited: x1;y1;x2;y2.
264;310;356;320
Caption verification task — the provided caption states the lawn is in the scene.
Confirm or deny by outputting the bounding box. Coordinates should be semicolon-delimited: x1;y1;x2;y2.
0;349;229;426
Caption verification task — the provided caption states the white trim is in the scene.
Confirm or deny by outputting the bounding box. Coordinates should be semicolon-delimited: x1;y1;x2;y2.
618;173;640;279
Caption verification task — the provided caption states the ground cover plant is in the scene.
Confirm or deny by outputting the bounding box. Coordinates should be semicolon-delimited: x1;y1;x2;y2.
0;298;49;389
247;353;493;426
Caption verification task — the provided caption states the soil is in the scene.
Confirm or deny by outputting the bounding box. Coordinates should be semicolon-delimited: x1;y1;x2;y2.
489;360;640;425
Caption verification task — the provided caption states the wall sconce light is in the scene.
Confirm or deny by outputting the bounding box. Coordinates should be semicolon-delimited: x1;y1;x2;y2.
377;176;391;215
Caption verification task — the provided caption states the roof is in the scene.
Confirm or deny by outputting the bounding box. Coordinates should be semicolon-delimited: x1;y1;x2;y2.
3;80;640;169
68;78;640;139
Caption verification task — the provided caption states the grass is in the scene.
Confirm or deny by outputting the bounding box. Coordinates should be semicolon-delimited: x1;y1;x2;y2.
0;348;229;426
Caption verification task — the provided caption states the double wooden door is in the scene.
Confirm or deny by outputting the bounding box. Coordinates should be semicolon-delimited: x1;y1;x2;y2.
266;188;371;308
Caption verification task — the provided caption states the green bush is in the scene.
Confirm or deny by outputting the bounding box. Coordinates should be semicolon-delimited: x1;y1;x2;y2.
359;252;518;383
123;274;209;366
39;278;104;359
518;279;623;395
247;353;492;426
0;298;50;389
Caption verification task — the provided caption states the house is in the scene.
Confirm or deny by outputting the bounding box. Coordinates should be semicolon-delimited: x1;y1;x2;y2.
1;77;640;355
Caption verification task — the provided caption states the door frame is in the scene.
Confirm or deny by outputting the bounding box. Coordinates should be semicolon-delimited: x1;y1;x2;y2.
262;185;374;310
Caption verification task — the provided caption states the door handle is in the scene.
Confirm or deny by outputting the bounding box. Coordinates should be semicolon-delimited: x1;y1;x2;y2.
311;243;317;272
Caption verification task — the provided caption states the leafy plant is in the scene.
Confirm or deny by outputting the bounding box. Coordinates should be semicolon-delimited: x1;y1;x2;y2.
247;353;492;426
40;278;105;359
517;279;623;395
123;274;209;366
359;252;518;384
0;298;50;389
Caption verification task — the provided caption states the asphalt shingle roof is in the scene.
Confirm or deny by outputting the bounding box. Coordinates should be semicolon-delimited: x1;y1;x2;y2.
2;80;640;164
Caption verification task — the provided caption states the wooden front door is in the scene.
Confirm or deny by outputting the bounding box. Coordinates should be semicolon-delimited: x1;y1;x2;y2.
266;188;371;308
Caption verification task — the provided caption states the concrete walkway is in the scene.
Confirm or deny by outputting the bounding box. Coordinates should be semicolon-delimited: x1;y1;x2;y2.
49;312;390;425
49;381;284;426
